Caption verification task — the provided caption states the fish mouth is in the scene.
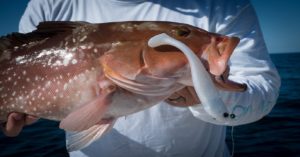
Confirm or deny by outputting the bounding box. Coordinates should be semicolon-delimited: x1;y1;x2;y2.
96;117;114;125
148;33;231;120
203;36;240;76
148;33;247;122
202;36;247;92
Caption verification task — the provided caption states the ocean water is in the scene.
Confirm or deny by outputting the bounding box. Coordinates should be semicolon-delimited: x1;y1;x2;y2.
0;53;299;157
226;53;300;157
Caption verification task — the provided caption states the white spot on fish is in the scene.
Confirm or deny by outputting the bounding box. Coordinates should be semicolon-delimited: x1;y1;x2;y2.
12;91;16;96
23;71;27;75
63;53;74;66
74;76;78;80
53;60;63;66
72;38;76;43
8;77;12;81
112;41;122;47
87;43;94;49
71;59;78;64
15;56;29;64
63;84;68;90
33;107;37;111
46;50;52;55
65;41;69;47
80;35;87;42
35;76;39;81
80;45;87;49
93;48;98;53
45;81;51;87
26;78;30;82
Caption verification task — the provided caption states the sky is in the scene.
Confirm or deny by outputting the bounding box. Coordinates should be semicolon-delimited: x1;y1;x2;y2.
0;0;299;53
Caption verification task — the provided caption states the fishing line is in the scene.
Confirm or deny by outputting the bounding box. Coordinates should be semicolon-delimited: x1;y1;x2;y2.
230;126;235;157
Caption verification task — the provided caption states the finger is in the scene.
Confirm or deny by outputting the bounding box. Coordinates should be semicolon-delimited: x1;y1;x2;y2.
3;113;25;137
25;116;39;125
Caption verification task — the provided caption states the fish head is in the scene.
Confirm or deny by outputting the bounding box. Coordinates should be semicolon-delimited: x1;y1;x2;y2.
143;22;246;92
101;21;245;95
158;23;238;75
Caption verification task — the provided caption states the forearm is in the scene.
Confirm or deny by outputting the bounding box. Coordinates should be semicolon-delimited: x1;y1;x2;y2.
189;1;280;126
189;69;280;126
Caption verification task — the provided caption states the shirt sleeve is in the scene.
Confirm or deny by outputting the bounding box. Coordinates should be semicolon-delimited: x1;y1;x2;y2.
19;0;52;33
189;0;281;126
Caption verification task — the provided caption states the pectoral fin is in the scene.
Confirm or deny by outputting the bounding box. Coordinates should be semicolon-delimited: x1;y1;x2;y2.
59;92;113;131
67;119;116;151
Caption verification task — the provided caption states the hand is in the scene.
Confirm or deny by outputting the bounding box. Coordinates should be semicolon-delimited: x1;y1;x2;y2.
1;113;38;137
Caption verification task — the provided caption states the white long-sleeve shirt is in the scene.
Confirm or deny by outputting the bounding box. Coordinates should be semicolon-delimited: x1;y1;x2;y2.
19;0;280;157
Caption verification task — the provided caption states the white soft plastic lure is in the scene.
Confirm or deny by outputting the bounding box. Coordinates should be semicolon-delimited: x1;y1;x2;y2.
148;33;235;122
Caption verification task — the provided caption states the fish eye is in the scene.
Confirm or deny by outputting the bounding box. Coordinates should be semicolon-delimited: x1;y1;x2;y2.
172;26;191;37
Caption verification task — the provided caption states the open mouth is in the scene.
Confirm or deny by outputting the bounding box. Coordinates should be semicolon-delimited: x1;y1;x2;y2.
148;33;247;122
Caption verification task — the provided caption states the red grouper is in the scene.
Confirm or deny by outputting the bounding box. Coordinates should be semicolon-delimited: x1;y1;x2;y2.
0;21;246;150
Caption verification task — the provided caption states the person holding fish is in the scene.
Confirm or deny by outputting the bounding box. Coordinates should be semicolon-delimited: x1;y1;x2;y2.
1;0;280;157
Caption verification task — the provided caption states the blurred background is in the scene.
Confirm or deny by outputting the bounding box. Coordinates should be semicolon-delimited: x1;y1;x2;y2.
0;0;300;157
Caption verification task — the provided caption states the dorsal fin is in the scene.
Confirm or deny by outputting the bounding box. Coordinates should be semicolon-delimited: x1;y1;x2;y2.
35;21;90;33
0;21;90;52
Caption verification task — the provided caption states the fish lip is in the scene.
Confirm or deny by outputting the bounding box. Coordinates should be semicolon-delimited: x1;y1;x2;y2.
96;117;114;125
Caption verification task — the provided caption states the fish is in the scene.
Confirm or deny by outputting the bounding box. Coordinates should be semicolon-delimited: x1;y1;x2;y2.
0;21;246;150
